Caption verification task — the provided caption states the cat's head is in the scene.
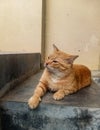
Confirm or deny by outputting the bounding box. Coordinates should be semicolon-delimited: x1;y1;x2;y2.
44;44;78;75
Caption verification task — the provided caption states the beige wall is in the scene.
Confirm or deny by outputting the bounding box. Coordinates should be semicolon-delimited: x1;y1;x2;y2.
0;0;42;53
45;0;100;70
0;0;100;70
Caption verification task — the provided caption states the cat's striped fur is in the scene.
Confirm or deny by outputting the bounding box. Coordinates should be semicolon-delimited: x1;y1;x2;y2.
28;44;91;109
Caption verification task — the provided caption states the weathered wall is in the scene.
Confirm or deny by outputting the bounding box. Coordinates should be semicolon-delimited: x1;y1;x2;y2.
0;0;42;53
45;0;100;70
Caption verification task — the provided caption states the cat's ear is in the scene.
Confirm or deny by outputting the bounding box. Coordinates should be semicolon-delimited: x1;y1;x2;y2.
66;55;79;64
53;44;59;52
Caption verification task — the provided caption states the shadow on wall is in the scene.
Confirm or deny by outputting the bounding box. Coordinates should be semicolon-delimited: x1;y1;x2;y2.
0;53;40;98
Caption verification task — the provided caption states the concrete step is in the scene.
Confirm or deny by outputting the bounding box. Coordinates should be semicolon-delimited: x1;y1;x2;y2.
0;71;100;130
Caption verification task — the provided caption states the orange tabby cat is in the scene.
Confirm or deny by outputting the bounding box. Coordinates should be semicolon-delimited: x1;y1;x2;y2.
28;44;91;109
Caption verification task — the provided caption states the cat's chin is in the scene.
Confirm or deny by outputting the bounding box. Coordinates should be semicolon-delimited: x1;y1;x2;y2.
44;64;58;73
45;66;57;74
46;67;63;77
46;66;54;72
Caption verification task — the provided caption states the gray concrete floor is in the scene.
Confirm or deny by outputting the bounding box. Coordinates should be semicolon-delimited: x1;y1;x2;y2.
1;70;100;108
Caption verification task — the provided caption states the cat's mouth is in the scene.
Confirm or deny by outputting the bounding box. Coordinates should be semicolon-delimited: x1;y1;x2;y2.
44;63;55;72
44;63;47;68
44;63;52;69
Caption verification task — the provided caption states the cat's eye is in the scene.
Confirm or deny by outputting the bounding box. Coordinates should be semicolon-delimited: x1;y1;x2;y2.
53;60;58;63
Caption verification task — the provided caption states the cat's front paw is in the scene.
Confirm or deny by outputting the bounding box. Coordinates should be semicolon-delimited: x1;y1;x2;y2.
28;96;41;109
53;91;65;100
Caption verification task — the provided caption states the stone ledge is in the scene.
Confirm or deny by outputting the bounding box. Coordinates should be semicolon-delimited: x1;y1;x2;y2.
1;101;100;130
0;71;100;130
